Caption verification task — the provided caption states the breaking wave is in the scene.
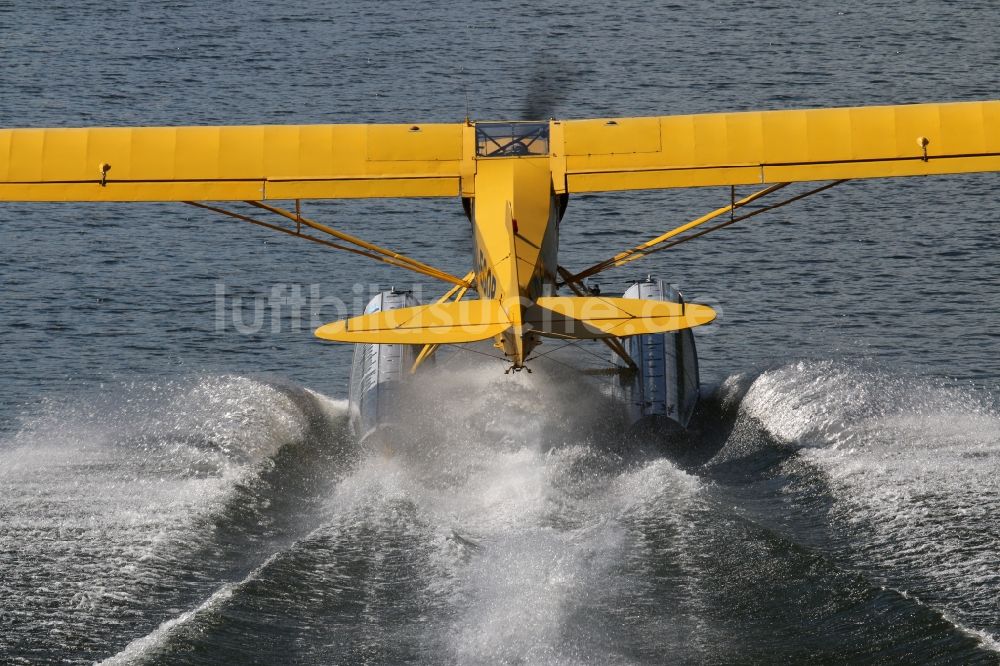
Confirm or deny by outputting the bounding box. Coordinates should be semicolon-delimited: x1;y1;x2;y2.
3;362;998;664
722;359;1000;648
0;375;351;664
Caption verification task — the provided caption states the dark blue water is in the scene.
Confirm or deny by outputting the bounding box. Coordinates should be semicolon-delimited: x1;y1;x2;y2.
1;1;999;663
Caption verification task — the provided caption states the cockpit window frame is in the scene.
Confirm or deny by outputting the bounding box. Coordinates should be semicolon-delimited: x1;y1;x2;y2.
475;122;550;158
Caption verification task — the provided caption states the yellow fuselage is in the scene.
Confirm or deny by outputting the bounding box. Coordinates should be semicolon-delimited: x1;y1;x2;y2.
471;156;560;367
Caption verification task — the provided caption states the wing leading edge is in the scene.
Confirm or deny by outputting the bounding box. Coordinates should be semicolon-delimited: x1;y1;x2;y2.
0;123;465;201
1;100;997;202
558;100;1000;192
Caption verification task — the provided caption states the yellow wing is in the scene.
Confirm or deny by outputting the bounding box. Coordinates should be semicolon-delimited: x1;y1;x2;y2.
0;123;464;201
558;100;1000;192
316;296;715;345
315;300;511;345
528;296;716;339
3;101;997;203
314;296;716;345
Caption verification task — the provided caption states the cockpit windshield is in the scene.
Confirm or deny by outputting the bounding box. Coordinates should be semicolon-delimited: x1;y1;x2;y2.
475;122;550;157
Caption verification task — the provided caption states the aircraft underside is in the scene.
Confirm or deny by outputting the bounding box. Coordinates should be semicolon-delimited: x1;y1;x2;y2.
348;276;700;445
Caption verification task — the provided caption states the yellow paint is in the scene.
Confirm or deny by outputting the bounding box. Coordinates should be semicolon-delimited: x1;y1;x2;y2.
315;299;510;344
563;117;661;155
527;296;716;339
471;156;556;366
548;120;568;194
247;201;470;287
2;99;998;371
410;271;477;373
572;183;788;281
0;123;464;201
1;101;997;202
563;100;1000;192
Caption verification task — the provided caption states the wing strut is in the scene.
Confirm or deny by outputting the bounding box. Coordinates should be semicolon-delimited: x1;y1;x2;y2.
557;266;637;371
567;180;847;282
563;178;848;284
409;271;476;374
568;183;787;282
246;201;471;287
184;201;471;288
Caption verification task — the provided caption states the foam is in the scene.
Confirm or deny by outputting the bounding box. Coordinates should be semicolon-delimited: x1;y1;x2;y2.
304;364;705;662
0;374;341;661
98;583;237;665
735;360;1000;643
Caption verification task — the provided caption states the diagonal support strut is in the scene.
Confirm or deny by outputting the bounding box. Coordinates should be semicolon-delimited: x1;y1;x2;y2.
184;201;471;287
410;272;476;374
557;266;637;371
569;183;789;283
246;201;471;287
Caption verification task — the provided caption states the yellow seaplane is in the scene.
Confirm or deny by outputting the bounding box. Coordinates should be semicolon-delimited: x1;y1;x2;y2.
2;100;998;436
